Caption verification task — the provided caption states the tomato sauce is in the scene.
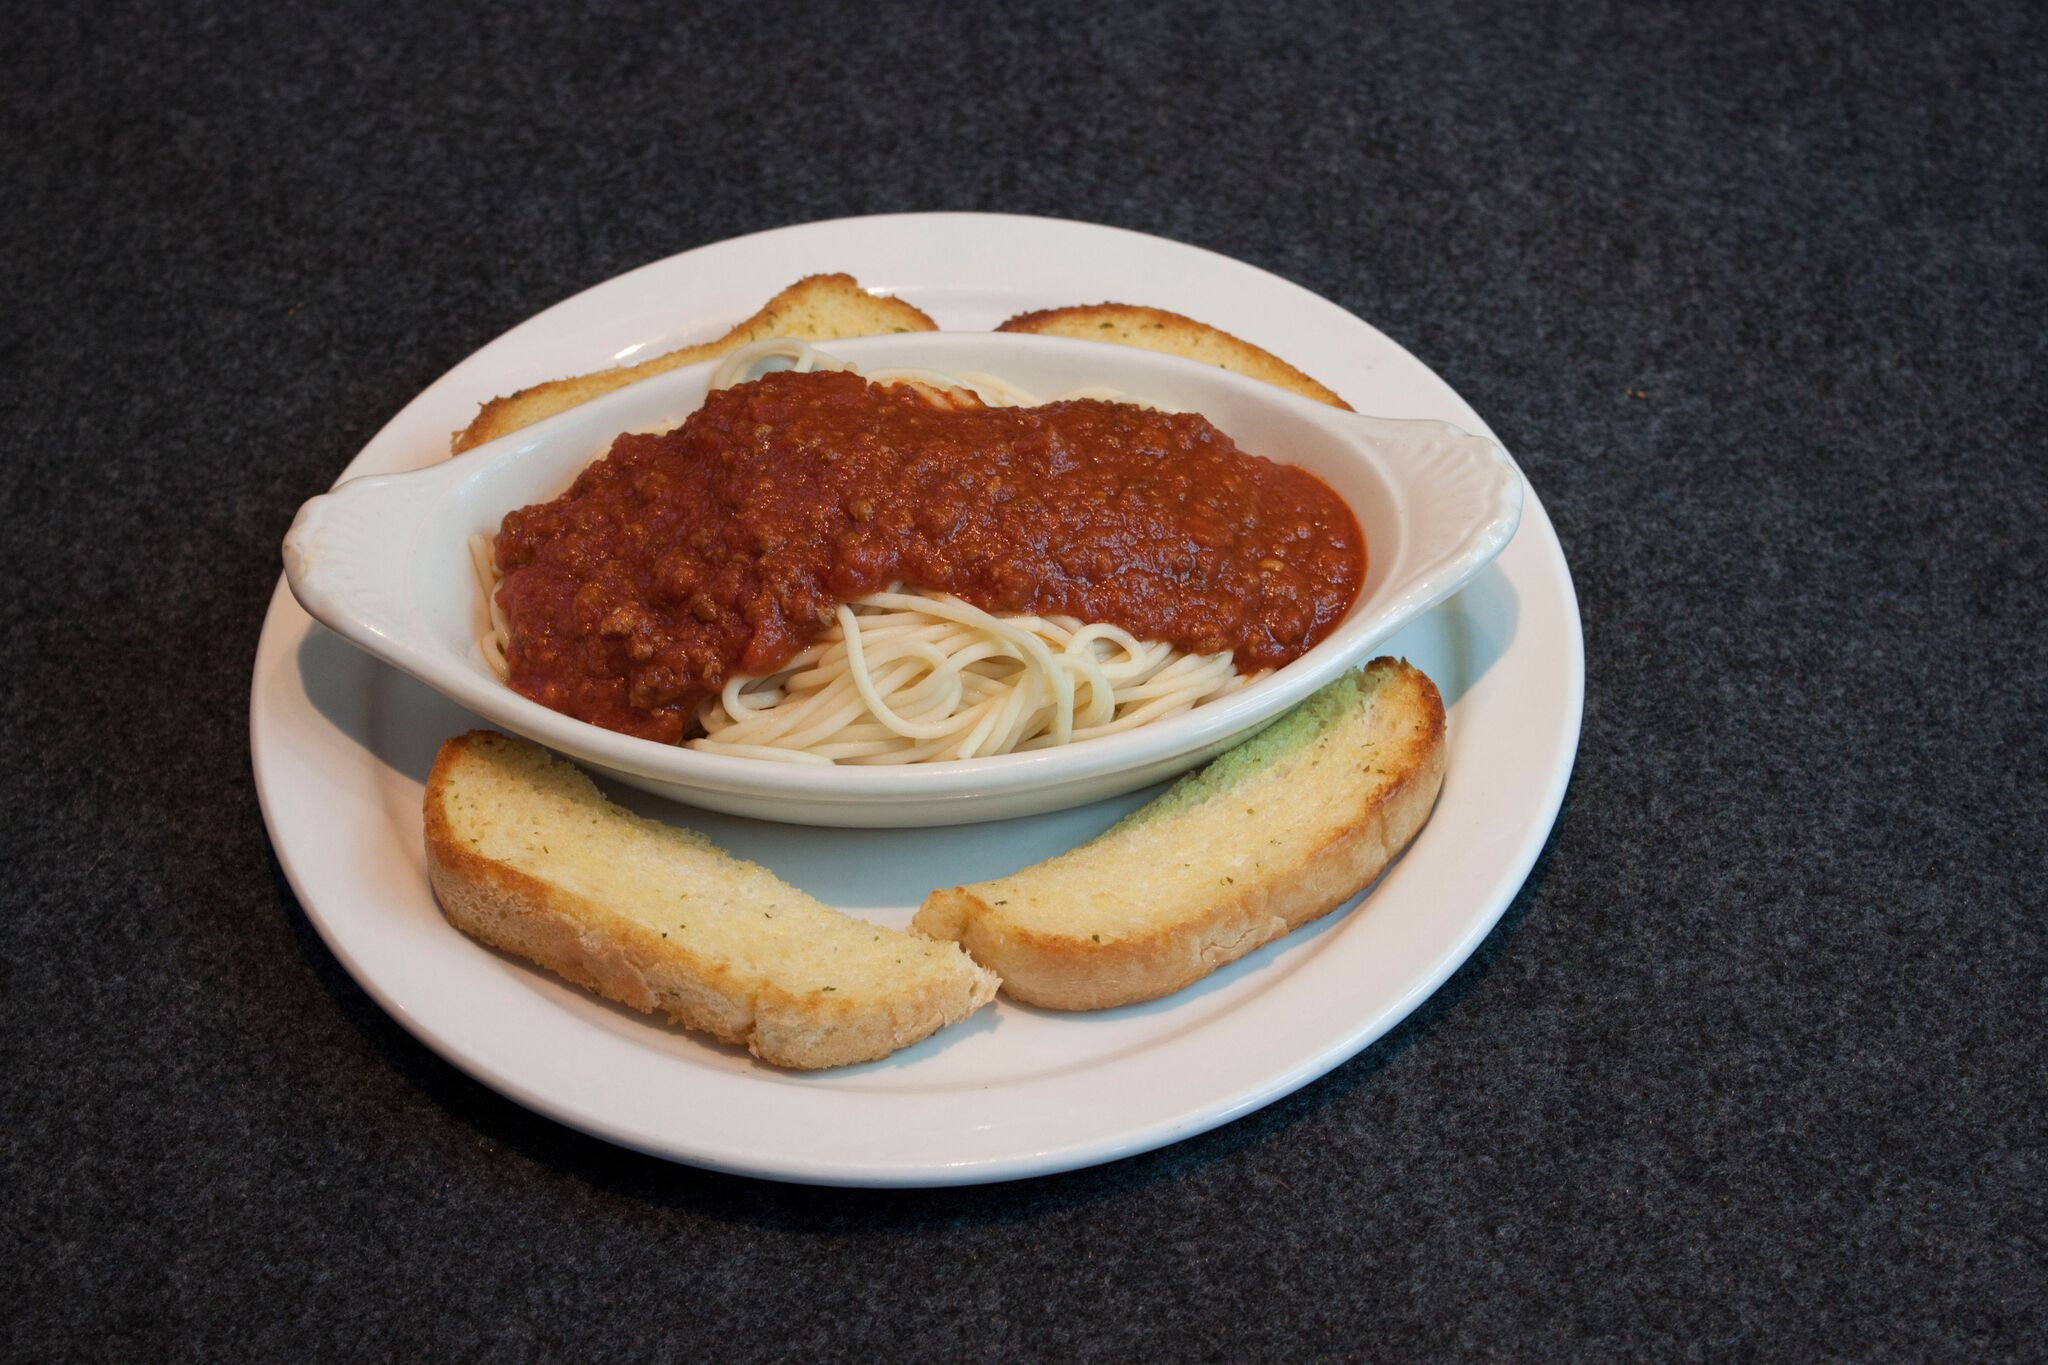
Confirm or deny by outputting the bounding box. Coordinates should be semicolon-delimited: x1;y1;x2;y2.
494;371;1364;743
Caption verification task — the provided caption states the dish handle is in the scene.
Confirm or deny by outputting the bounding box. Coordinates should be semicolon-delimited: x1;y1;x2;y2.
282;461;469;671
1399;425;1525;603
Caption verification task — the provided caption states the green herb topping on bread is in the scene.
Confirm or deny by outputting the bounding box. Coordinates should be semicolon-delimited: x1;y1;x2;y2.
914;659;1446;1010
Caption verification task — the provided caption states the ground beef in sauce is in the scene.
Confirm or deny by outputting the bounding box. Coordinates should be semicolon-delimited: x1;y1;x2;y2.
493;370;1363;743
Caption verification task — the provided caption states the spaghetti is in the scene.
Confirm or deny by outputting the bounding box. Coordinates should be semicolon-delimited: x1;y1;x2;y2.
704;336;1141;409
473;339;1351;761
690;589;1248;764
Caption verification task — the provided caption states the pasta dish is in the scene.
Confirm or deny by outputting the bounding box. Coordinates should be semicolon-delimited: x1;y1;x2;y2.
472;340;1363;763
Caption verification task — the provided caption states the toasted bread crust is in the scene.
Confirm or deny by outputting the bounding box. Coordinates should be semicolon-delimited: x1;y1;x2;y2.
423;732;996;1068
451;273;938;453
996;303;1353;411
915;661;1445;1010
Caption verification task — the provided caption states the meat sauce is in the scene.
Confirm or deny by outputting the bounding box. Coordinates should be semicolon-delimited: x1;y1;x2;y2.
494;371;1364;743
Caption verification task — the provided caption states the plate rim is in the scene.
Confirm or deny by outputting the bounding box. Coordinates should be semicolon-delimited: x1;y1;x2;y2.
251;211;1585;1186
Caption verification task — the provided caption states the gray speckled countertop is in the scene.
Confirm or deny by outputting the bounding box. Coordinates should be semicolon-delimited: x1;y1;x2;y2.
6;2;2041;1358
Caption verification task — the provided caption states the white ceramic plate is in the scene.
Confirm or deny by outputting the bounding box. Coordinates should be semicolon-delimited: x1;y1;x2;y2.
251;212;1584;1186
282;331;1521;825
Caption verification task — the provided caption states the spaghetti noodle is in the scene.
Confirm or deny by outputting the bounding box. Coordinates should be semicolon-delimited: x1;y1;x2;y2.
690;589;1248;764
